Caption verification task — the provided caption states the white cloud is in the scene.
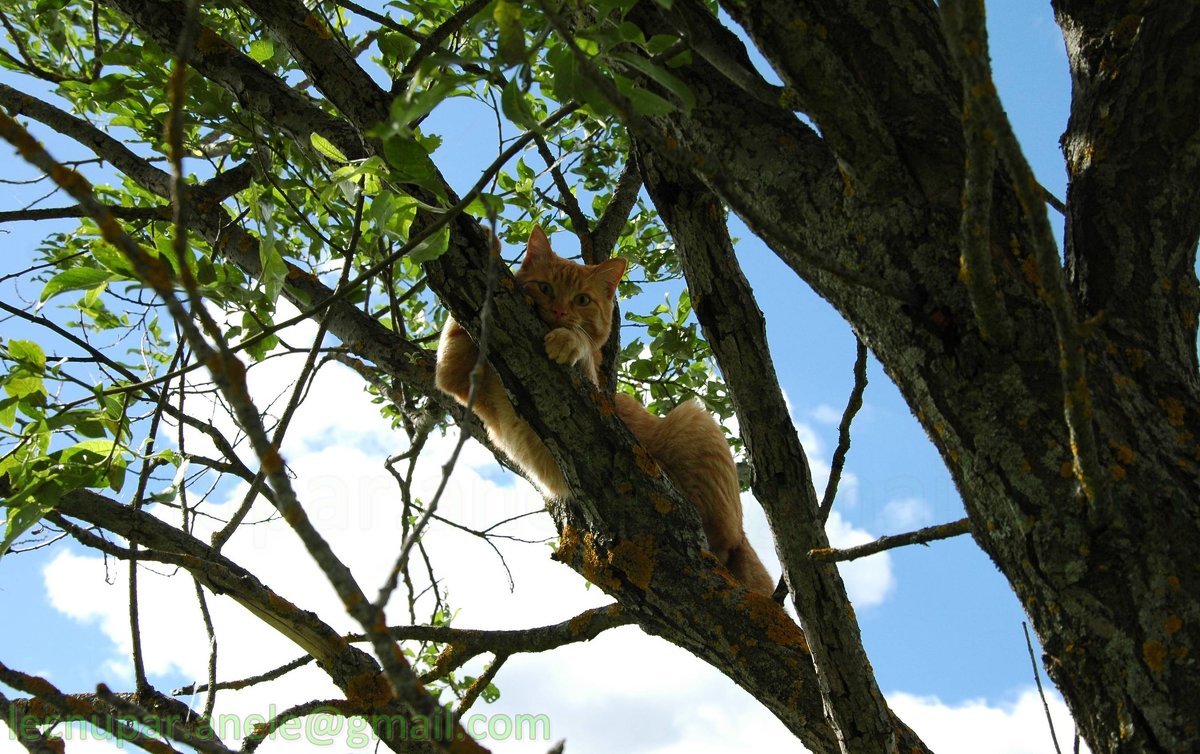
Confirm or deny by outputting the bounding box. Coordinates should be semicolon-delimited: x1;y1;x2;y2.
825;512;895;608
878;497;934;531
889;688;1092;754
811;403;843;425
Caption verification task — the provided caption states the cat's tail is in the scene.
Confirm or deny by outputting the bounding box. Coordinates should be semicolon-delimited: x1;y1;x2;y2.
727;534;775;596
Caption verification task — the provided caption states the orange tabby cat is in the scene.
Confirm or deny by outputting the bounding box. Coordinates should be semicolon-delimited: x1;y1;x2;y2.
436;226;774;595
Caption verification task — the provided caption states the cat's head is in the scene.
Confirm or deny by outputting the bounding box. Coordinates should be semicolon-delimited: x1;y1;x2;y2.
515;226;627;347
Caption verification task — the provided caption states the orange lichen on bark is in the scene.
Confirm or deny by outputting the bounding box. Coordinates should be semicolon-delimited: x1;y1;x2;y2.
346;671;394;710
555;522;580;564
303;13;332;38
195;26;233;56
567;610;594;637
261;446;286;474
650;492;672;514
744;593;809;651
591;388;615;416
1164;615;1183;634
1143;639;1168;672
1125;347;1149;370
610;535;655;591
1160;397;1186;427
633;444;661;478
571;530;620;591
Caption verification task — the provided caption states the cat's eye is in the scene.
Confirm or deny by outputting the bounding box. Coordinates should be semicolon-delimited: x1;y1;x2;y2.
573;293;592;306
536;281;554;296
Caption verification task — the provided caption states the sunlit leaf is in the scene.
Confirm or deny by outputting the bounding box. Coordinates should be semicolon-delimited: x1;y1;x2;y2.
310;131;349;163
40;267;115;302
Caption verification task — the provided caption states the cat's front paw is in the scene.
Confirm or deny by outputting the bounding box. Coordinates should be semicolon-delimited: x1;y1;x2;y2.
545;328;587;365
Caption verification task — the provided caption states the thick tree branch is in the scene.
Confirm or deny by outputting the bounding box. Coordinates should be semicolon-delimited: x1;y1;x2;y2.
101;0;364;159
0;662;180;754
636;141;923;754
589;158;642;261
946;0;1107;515
237;0;389;131
1056;3;1200;381
423;189;840;753
714;0;962;204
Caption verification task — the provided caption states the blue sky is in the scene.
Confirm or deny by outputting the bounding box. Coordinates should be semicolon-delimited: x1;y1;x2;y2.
0;3;1090;753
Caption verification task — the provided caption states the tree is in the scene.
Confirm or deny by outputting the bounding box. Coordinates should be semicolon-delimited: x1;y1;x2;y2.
0;0;1196;752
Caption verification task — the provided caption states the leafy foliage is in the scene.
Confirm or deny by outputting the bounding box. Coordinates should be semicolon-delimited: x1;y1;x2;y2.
0;0;725;714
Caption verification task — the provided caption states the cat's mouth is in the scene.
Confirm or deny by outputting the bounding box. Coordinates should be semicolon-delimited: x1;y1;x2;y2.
540;311;581;330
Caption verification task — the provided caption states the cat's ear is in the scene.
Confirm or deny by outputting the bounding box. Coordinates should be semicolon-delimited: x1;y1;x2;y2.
591;257;628;298
524;225;553;266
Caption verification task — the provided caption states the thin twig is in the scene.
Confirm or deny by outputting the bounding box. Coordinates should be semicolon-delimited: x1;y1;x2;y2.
240;700;349;753
819;338;868;521
96;685;234;754
399;0;492;80
455;654;506;715
172;655;313;696
375;225;503;610
331;0;427;43
128;346;181;694
1023;622;1064;754
534;132;591;245
193;580;219;718
809;517;970;562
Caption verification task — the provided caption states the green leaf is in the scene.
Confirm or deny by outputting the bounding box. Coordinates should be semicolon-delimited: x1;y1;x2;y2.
409;225;450;264
89;240;137;278
4;373;47;402
40;267;115;302
501;78;539;131
373;192;420;240
7;340;46;371
611;51;695;113
549;44;613;117
259;239;288;305
1;484;64;559
615;75;677;116
310;132;349;163
493;0;526;65
465;193;506;220
384;136;438;186
248;38;274;63
0;396;18;427
388;79;459;133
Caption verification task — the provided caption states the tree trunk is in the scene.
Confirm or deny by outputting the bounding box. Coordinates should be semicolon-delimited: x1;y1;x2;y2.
623;2;1200;751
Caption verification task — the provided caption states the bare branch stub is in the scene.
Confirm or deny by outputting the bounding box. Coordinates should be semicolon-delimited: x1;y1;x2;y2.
810;518;971;563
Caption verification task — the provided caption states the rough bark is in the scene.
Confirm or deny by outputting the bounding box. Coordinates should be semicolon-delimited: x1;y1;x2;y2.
626;2;1200;752
636;141;915;753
